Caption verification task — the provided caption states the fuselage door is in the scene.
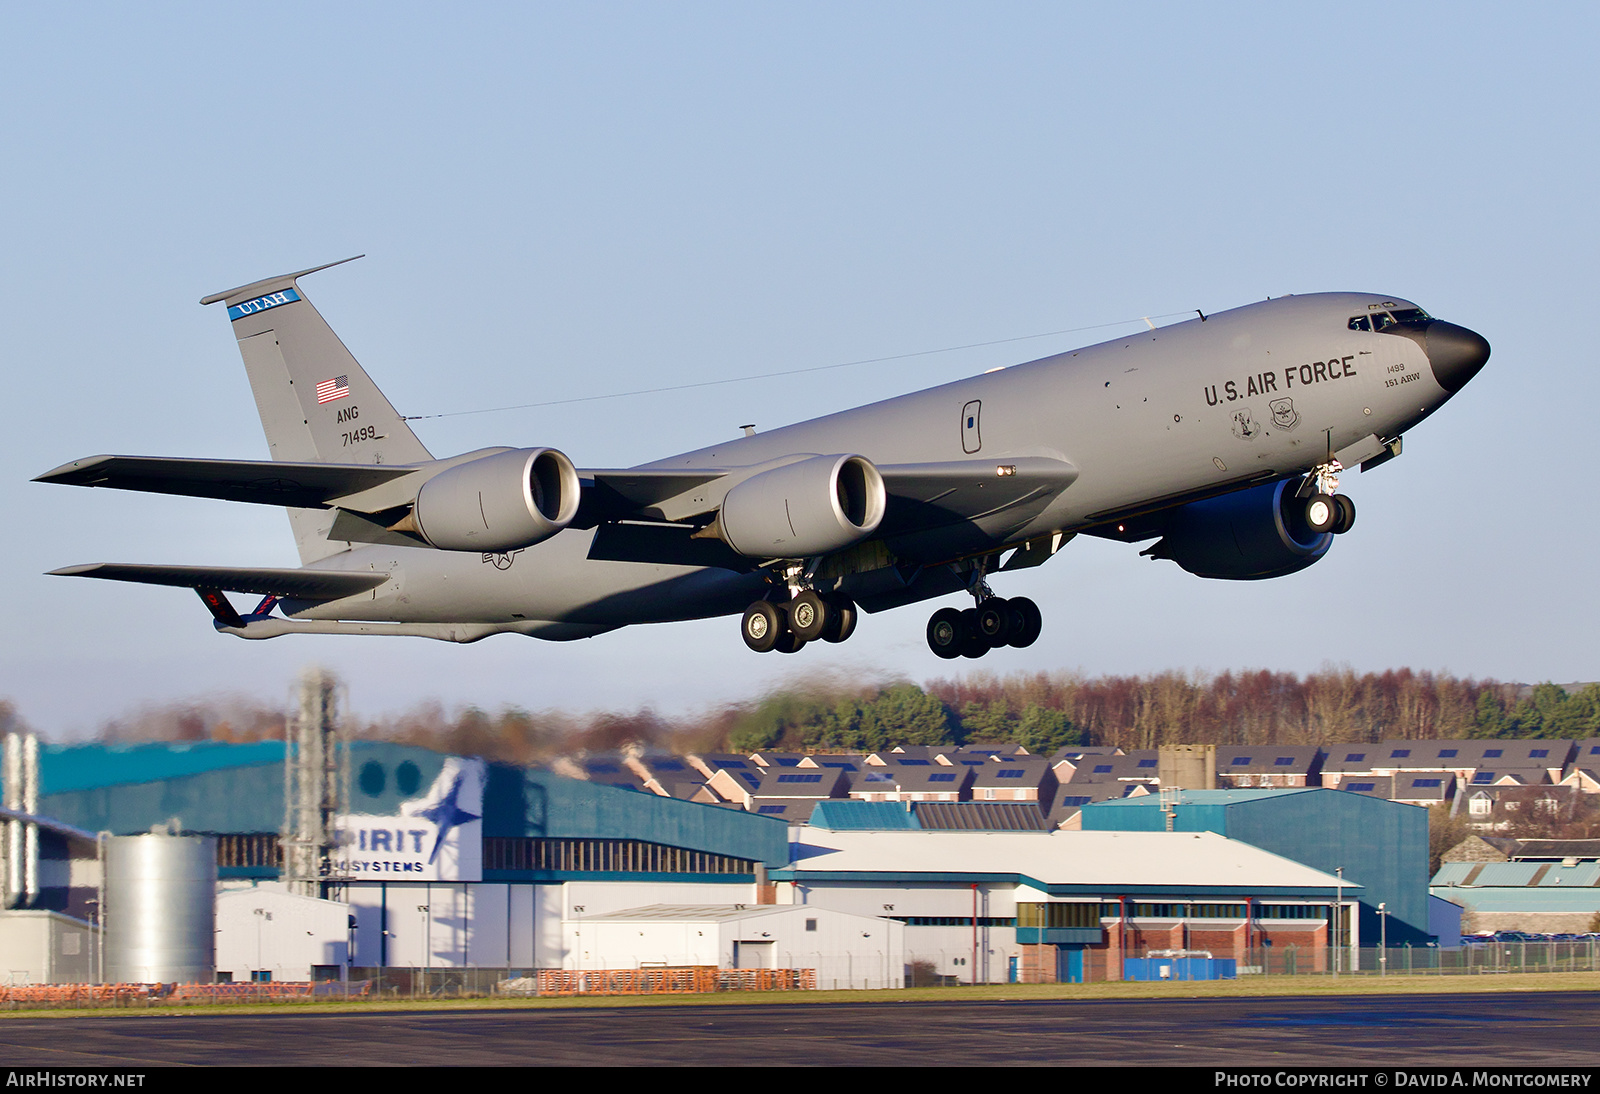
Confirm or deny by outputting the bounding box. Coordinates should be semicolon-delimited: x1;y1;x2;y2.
961;400;982;454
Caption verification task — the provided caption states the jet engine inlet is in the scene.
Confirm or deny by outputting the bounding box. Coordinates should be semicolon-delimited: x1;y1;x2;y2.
412;447;580;551
719;454;887;558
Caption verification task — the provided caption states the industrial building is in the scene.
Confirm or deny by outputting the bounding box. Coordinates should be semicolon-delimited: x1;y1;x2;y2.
1076;787;1431;946
781;814;1359;982
0;687;1440;987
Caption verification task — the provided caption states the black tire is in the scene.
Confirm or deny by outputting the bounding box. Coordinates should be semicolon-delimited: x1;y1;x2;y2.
959;608;989;658
976;598;1012;647
1007;596;1042;648
926;607;965;659
1333;494;1356;535
1304;493;1338;534
774;629;806;654
741;601;782;653
787;591;828;642
822;597;857;643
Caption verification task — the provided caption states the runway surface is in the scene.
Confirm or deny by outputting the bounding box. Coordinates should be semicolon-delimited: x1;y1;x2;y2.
2;991;1597;1067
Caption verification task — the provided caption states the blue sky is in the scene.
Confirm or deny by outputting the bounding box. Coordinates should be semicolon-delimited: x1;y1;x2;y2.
2;3;1595;735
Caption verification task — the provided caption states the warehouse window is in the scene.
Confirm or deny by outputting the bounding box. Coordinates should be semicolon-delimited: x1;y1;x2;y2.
482;838;758;876
1258;905;1325;920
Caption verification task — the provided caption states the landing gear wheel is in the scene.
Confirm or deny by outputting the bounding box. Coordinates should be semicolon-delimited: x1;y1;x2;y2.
1333;494;1356;535
1006;596;1042;648
1304;493;1338;535
774;629;807;654
787;591;828;642
959;608;989;659
976;598;1012;647
821;597;857;643
926;607;965;659
741;601;782;653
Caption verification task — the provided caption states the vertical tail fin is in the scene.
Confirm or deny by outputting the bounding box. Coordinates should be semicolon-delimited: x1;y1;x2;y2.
202;257;434;563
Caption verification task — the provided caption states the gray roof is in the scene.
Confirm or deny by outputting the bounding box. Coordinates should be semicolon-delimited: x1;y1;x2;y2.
913;802;1049;831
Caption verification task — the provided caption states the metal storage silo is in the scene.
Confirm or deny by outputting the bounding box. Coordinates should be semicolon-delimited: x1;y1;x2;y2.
105;830;216;984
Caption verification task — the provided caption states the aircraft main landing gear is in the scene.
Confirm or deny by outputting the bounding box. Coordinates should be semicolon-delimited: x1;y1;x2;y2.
926;593;1041;660
740;592;858;654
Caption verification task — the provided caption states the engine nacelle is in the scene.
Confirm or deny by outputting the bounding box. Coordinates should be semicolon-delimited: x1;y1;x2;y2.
719;454;887;558
1147;478;1332;580
412;448;580;552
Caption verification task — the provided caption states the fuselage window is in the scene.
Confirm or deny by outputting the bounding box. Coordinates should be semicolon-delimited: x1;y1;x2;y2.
1388;307;1431;323
1348;316;1371;332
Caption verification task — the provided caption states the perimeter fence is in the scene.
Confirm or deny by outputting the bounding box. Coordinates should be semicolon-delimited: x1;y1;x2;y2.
3;940;1596;1008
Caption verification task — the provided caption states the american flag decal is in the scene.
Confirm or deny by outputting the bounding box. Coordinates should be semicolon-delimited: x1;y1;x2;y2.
315;375;351;404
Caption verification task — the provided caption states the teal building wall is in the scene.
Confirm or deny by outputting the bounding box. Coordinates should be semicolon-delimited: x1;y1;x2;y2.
1081;788;1431;944
38;740;788;869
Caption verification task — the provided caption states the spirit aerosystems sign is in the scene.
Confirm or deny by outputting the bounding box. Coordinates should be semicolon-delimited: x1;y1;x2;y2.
333;757;485;881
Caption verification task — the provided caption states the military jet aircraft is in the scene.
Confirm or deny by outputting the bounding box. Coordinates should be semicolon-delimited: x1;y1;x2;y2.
37;258;1489;659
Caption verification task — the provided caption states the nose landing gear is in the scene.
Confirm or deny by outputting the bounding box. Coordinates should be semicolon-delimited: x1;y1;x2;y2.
1300;461;1357;536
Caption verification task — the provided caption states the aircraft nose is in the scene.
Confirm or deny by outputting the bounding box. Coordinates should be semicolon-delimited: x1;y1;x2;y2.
1422;320;1490;393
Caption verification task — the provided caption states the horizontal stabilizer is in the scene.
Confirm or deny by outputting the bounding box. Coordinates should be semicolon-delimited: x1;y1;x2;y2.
34;455;416;510
48;563;387;600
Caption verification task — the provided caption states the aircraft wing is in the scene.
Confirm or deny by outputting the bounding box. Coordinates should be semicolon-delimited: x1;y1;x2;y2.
47;563;387;599
34;455;415;509
585;455;1077;567
876;456;1078;531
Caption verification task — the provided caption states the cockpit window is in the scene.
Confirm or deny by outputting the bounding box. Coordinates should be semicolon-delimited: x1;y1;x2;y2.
1355;307;1433;333
1388;307;1431;323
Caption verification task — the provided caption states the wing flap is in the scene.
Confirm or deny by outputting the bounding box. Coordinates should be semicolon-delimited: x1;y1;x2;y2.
48;563;387;600
577;468;729;525
877;456;1077;533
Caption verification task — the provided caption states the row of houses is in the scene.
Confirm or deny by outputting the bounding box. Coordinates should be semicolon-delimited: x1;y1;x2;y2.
544;738;1600;826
